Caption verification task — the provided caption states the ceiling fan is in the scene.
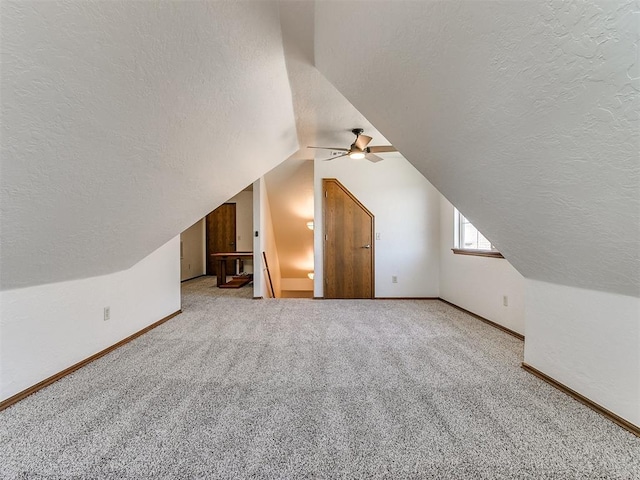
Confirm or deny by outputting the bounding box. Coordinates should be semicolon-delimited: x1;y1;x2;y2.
308;128;397;163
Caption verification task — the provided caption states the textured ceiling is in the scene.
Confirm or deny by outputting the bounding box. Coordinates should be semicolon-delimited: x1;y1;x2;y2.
265;1;392;279
5;0;637;297
1;1;298;290
278;2;390;153
315;1;640;297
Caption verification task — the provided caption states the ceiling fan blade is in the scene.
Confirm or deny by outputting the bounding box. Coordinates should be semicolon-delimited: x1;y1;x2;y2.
355;135;373;150
365;153;385;163
307;146;349;151
367;145;397;153
322;153;348;162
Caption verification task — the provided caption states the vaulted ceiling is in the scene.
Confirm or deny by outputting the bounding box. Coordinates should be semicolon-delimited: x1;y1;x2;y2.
315;1;639;297
1;1;297;289
2;1;637;299
266;1;392;279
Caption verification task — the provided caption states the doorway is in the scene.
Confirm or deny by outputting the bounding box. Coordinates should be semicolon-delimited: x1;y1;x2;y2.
206;203;237;277
323;178;374;298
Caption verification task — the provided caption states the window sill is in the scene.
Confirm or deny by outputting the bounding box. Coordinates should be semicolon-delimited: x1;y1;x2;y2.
451;248;504;259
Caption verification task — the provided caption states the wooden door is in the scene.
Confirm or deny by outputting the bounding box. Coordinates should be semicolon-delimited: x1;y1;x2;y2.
206;203;236;276
323;178;374;298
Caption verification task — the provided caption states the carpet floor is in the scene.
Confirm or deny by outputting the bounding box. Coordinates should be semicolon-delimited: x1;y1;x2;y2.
1;276;639;479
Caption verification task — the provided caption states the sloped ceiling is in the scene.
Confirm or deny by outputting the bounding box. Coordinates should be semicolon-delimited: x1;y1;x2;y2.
315;1;640;297
266;1;394;279
1;1;298;290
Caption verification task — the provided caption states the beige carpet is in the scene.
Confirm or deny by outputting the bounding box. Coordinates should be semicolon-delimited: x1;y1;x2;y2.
1;276;638;479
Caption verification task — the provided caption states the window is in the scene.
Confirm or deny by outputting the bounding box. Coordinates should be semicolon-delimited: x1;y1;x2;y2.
453;208;503;258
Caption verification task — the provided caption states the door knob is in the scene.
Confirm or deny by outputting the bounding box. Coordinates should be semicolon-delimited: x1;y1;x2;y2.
362;244;371;249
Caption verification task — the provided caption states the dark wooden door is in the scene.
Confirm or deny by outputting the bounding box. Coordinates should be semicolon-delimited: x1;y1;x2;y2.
323;178;374;298
206;203;236;276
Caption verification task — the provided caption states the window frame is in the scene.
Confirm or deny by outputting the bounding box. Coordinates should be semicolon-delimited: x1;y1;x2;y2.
452;209;504;259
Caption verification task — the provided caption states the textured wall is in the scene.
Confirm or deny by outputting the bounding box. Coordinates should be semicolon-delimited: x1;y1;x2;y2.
314;154;441;298
440;198;526;335
264;160;315;279
315;1;640;297
1;1;297;290
180;219;205;282
1;237;180;401
253;177;282;298
271;1;392;283
525;279;640;426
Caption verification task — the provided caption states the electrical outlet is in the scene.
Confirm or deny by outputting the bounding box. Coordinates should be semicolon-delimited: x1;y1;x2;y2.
503;296;509;307
104;306;110;321
392;275;398;283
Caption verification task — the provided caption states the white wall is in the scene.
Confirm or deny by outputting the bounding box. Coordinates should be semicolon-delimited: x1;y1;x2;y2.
314;155;440;298
439;198;526;335
314;1;639;299
253;178;282;298
227;190;254;274
525;280;640;427
263;183;282;298
180;219;205;281
180;190;253;281
2;1;298;290
281;277;313;291
263;159;315;281
227;191;254;252
0;237;181;402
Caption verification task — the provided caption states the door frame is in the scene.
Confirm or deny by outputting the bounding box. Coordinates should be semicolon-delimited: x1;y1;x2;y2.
322;178;375;298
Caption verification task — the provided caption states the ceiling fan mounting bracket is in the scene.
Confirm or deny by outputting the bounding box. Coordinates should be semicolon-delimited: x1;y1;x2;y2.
351;128;364;136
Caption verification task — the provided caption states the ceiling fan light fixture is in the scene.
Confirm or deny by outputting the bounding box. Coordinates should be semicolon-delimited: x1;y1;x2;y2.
309;129;396;162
